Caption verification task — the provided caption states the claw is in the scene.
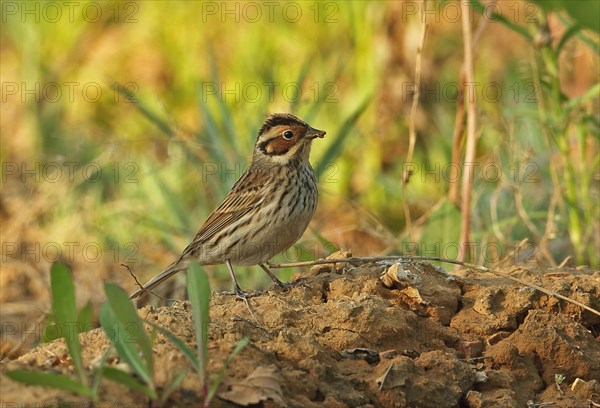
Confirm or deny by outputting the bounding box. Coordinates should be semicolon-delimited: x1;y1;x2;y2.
272;278;306;292
233;283;248;299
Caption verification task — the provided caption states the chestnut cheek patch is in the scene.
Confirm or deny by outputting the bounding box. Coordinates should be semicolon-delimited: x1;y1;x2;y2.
265;137;297;155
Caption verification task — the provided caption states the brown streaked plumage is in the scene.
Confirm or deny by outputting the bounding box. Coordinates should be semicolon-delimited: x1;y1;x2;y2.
130;113;325;299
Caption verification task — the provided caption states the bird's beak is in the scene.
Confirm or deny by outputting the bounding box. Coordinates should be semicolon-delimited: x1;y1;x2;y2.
305;127;326;140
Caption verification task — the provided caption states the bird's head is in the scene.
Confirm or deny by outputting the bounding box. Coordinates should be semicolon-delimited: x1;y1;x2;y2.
254;113;326;164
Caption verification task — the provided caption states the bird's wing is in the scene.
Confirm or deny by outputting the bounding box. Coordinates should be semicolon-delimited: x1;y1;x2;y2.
130;168;273;300
184;168;270;250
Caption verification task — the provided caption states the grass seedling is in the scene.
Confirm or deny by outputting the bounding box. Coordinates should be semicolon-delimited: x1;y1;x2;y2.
6;261;246;406
146;262;248;406
99;282;157;399
43;299;94;343
5;262;101;401
187;262;210;395
100;282;186;404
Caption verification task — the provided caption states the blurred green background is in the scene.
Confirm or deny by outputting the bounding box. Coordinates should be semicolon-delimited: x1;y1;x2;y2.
1;0;598;314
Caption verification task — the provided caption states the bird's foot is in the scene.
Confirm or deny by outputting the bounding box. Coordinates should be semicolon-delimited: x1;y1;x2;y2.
224;284;264;299
233;284;249;299
271;278;307;291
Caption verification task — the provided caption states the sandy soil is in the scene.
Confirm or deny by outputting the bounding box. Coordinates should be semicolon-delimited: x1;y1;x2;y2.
1;257;599;407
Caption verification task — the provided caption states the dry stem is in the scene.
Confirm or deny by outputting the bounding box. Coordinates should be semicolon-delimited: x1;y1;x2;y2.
269;256;600;317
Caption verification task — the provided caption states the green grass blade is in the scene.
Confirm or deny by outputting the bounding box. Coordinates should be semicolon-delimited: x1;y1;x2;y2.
206;51;239;157
160;369;188;404
565;82;600;111
186;262;211;383
206;337;249;402
103;283;154;373
196;89;227;165
42;319;60;343
420;199;462;262
102;367;157;399
304;59;346;123
112;82;174;137
469;0;532;41
50;262;85;384
77;300;94;333
308;227;339;256
215;101;239;158
146;321;200;372
151;172;191;230
288;58;311;112
317;96;371;179
91;345;114;397
99;302;153;386
557;13;600;55
228;337;249;358
556;23;583;55
5;370;93;397
219;101;238;154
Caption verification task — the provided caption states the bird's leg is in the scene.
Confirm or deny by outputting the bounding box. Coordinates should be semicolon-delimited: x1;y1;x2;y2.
260;262;305;291
259;263;285;287
264;262;309;290
226;260;247;298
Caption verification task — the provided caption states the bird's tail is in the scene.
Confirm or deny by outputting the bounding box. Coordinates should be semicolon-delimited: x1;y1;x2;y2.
129;261;188;299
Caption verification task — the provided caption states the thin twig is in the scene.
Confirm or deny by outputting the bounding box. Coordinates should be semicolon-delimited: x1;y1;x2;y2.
378;363;395;391
458;0;478;262
123;264;166;301
497;238;529;267
269;256;600;317
472;0;494;48
240;296;258;324
464;355;493;363
268;255;486;270
527;402;555;408
512;186;556;266
555;379;564;395
529;37;565;267
558;256;572;268
489;186;507;243
222;290;261;324
448;81;466;205
401;0;428;243
538;188;560;268
448;0;492;205
512;187;542;237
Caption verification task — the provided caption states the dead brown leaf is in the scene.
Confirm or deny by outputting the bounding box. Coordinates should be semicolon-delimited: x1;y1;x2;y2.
219;365;286;407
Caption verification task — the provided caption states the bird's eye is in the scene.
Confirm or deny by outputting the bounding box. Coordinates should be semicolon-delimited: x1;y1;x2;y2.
283;130;294;140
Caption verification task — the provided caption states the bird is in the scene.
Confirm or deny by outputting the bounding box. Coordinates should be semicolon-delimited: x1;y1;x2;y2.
130;113;326;299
